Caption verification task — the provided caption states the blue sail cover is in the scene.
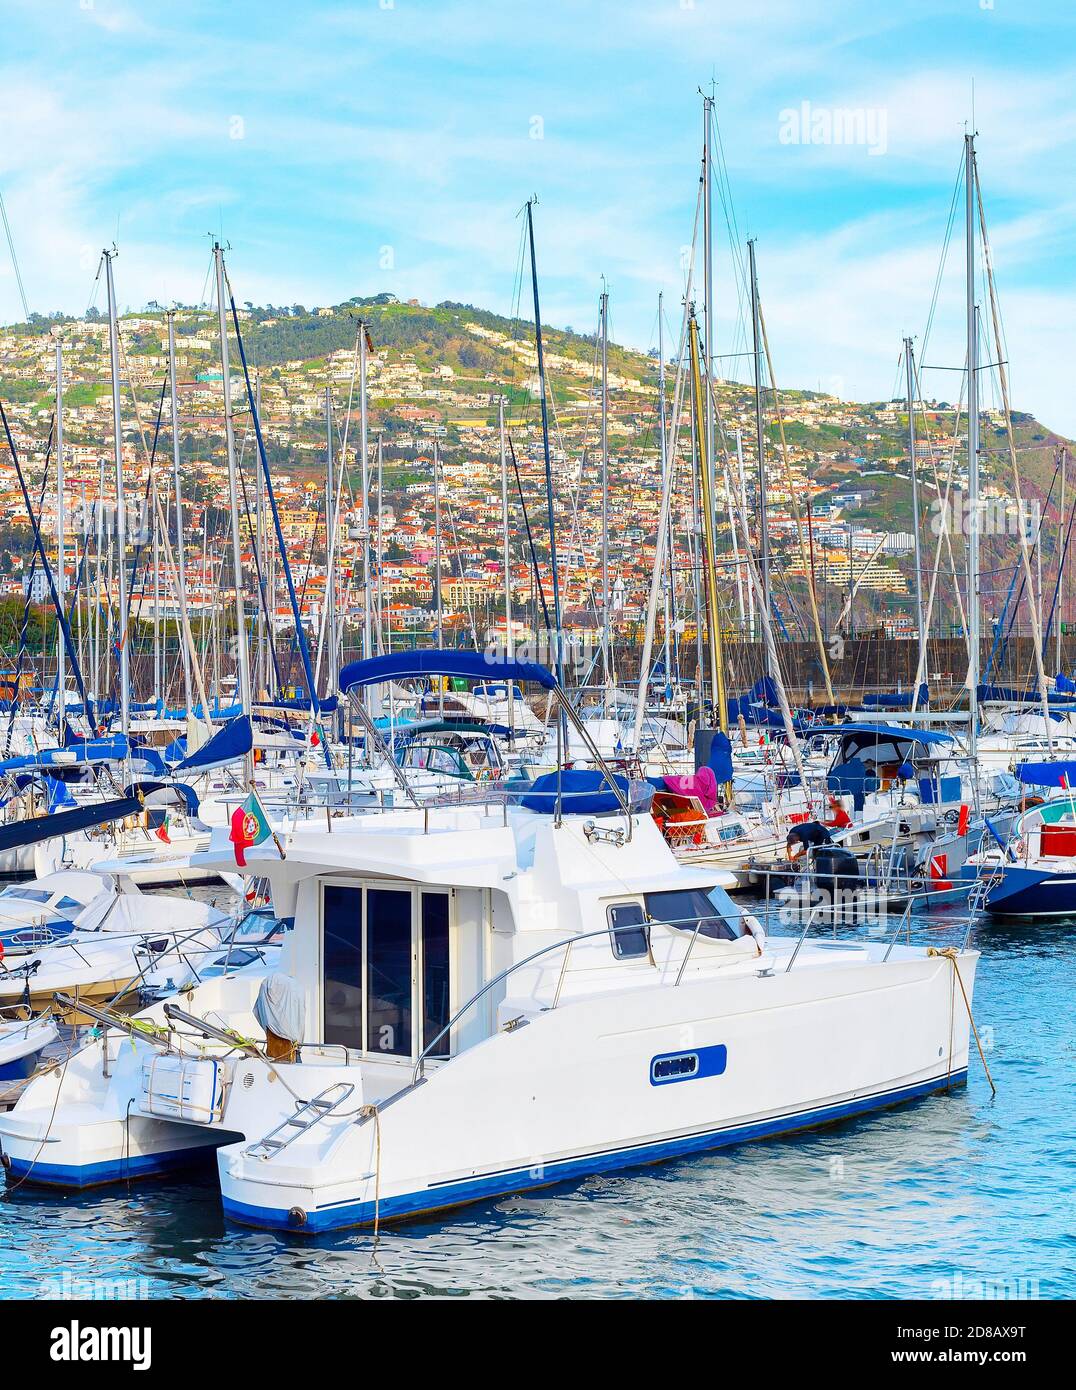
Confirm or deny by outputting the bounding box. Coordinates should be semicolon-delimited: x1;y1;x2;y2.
163;735;187;763
1015;761;1076;787
54;735;131;761
0;736;152;776
175;715;254;773
830;722;953;746
1056;672;1076;694
979;683;1076;708
727;675;781;721
340;649;557;693
518;769;650;815
862;684;930;710
0;796;142;854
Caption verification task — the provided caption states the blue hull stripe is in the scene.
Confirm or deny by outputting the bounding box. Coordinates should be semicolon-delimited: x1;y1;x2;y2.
223;1069;969;1233
4;1143;218;1189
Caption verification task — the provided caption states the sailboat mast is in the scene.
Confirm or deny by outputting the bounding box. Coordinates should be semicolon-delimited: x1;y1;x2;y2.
965;134;980;768
254;367;266;696
905;336;927;692
658;292;671;684
103;249;130;737
702;93;716;620
689;311;727;729
212;243;253;736
600;288;610;695
166;311;193;713
376;433;384;656
54;335;66;741
1060;447;1068;674
499;396;514;659
525;199;565;691
152;476;161;707
748;238;771;667
358;323;372;662
434;440;443;650
325;386;337;693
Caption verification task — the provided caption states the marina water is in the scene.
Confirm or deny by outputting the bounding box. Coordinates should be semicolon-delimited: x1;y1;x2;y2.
2;896;1072;1300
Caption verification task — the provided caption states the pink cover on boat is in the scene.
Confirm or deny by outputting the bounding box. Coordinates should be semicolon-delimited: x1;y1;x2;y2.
662;766;719;815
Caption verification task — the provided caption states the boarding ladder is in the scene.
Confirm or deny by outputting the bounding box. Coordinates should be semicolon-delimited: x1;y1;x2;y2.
245;1082;355;1161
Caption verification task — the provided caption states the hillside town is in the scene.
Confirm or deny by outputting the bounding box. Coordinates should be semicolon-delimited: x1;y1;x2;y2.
0;294;1060;660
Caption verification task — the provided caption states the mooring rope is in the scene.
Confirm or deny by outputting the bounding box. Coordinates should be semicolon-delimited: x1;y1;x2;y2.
928;946;996;1096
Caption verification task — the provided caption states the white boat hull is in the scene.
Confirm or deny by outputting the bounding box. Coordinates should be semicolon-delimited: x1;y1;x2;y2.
0;943;977;1231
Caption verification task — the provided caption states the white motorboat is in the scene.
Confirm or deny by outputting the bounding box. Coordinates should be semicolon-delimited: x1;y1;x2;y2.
0;654;982;1232
0;882;234;1010
0;870;109;952
0;1012;58;1084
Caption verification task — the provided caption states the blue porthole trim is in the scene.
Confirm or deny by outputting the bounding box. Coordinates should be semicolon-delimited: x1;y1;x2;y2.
650;1043;727;1086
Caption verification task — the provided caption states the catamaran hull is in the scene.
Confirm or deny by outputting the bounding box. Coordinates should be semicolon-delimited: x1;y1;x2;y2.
214;950;977;1234
0;950;978;1232
220;1069;968;1233
1;1114;223;1187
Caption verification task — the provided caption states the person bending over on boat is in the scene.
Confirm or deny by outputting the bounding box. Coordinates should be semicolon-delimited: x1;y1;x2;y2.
785;820;833;862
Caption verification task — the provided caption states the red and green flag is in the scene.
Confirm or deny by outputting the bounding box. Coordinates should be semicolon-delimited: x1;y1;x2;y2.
229;793;272;867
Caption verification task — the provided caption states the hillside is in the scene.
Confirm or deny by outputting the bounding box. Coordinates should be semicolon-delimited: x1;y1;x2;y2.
0;294;1071;643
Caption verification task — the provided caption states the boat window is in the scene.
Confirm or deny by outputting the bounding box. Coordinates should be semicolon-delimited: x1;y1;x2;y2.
421;893;451;1058
0;887;50;903
323;884;363;1051
55;896;83;911
643;888;743;941
366;888;413;1056
401;743;470;778
607;902;650;959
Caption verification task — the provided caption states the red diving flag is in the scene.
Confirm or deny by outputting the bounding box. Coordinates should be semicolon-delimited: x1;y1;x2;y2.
929;852;952;890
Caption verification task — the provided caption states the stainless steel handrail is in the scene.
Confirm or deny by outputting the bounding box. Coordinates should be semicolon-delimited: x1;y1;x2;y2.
782;901;829;974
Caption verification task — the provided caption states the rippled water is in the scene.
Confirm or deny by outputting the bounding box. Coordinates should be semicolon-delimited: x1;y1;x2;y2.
2;910;1074;1299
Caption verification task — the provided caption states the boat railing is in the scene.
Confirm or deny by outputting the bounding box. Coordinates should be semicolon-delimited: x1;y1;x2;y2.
412;924;624;1083
412;887;979;1084
782;894;978;968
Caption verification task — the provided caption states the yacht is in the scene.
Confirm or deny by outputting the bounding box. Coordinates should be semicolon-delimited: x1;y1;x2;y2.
0;654;982;1233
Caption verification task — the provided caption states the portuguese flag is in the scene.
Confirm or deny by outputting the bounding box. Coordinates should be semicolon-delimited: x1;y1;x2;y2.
229;793;272;867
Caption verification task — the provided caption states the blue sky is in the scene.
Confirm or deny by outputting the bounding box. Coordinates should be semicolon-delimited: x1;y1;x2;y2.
3;0;1076;428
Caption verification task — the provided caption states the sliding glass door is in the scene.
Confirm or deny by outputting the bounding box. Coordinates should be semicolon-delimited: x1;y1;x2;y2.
322;883;452;1062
